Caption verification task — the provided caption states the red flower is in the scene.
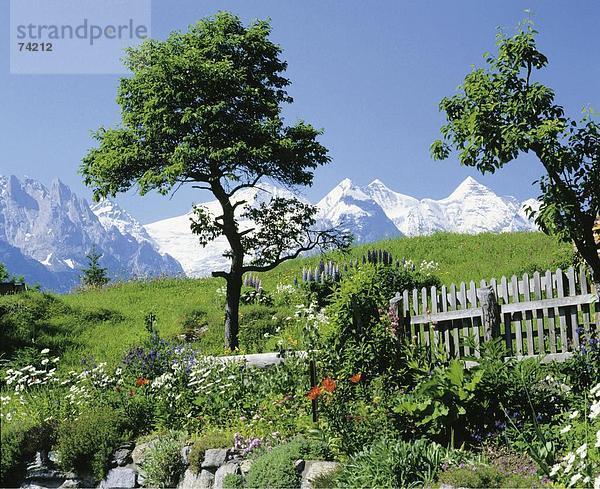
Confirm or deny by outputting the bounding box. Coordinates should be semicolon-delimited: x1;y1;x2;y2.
135;377;150;387
350;373;362;384
307;386;321;401
321;377;336;393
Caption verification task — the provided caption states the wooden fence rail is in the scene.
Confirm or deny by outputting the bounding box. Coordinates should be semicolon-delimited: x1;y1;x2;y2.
389;267;599;360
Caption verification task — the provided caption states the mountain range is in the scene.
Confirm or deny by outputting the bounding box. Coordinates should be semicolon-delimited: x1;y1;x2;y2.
0;174;539;290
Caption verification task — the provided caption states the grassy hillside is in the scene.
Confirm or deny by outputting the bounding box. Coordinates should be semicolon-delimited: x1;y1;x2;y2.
1;232;574;370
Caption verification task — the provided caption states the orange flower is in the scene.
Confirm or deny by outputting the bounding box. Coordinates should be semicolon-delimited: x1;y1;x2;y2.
307;386;321;401
350;373;362;384
321;377;337;393
135;377;150;387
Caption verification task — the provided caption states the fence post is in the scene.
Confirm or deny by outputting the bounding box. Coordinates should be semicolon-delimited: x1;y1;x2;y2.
389;292;403;337
477;285;500;342
309;359;318;423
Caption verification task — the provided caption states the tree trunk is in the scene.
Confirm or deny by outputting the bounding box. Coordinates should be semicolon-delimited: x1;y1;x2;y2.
224;271;242;351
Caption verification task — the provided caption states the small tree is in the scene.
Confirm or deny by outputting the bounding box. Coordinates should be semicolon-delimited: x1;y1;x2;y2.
81;248;110;288
80;12;349;349
431;20;600;293
0;262;8;282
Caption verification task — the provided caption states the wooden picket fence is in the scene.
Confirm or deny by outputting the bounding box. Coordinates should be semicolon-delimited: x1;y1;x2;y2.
389;267;599;361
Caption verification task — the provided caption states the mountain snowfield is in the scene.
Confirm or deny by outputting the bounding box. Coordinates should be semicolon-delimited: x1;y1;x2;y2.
0;175;183;291
145;176;538;277
0;174;539;289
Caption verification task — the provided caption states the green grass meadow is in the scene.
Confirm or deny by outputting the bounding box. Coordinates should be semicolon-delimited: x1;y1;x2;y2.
2;232;574;370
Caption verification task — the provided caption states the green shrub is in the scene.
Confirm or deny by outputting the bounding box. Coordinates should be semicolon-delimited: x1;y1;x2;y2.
222;473;245;489
245;439;310;489
56;405;125;481
437;464;546;488
0;418;37;487
239;305;281;353
141;431;185;488
336;438;459;488
188;430;234;474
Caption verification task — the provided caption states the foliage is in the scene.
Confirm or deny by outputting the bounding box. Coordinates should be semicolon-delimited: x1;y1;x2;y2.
81;248;110;289
238;305;282;353
245;438;311;489
188;430;234;474
559;331;600;393
394;359;483;445
222;473;245;489
436;464;546;488
0;261;7;282
0;417;37;486
548;382;600;488
431;20;600;285
334;438;464;488
240;288;274;307
56;404;125;481
141;431;186;488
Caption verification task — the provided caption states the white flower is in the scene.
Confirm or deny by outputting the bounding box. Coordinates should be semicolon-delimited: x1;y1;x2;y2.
594;475;600;489
569;410;579;419
560;424;572;434
590;399;600;419
549;464;561;477
40;348;50;354
41;358;49;365
570;473;582;486
575;443;587;459
596;429;600;448
590;383;600;396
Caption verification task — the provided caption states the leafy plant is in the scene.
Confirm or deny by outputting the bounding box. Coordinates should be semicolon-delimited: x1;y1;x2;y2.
56;405;125;481
81;247;110;288
188;430;234;474
141;431;186;488
437;464;546;488
223;473;245;489
394;359;483;445
245;439;311;489
335;438;462;488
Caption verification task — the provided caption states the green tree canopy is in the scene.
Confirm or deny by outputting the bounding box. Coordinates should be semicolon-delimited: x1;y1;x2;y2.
80;12;348;348
81;248;110;289
0;261;8;282
431;20;600;291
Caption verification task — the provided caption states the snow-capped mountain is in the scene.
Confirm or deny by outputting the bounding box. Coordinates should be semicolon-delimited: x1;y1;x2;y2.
365;176;536;236
0;175;183;291
1;173;539;288
316;178;402;243
145;176;537;277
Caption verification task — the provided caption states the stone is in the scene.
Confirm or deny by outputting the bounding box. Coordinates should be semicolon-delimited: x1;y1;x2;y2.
239;459;253;475
59;479;80;488
300;461;340;489
181;445;192;466
100;467;137;489
177;469;214;489
131;439;158;466
201;448;229;469
213;462;240;489
294;459;305;473
112;448;133;467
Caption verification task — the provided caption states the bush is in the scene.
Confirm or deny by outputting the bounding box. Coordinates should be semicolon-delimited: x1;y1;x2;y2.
239;305;282;353
437;464;546;488
56;405;125;481
245;439;311;489
222;473;245;489
0;418;37;487
336;438;461;488
141;431;185;488
188;430;234;474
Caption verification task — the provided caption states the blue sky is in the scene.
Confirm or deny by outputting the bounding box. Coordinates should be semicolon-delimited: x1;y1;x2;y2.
1;0;598;223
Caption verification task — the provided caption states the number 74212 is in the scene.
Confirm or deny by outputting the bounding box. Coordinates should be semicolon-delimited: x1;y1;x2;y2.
18;42;53;52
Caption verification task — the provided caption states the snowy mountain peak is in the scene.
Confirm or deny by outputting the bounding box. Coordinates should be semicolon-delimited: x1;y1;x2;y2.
445;176;494;201
91;198;156;246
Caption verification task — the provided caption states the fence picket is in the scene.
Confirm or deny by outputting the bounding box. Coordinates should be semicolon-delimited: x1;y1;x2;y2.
566;267;580;348
440;285;451;355
532;271;545;355
449;284;460;357
522;273;535;356
459;282;470;356
545;269;557;354
469;281;481;357
579;267;591;335
500;276;513;355
556;269;569;353
511;275;523;356
422;287;430;347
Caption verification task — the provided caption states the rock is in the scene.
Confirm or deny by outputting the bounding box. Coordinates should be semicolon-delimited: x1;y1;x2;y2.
178;469;214;489
239;459;253;475
131;439;158;466
112;448;133;467
181;445;192;466
300;461;340;489
100;467;137;489
294;459;306;473
201;448;229;469
213;463;240;489
59;479;80;488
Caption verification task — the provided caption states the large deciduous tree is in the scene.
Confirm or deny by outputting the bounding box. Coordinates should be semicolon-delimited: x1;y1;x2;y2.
80;12;348;349
431;21;600;294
